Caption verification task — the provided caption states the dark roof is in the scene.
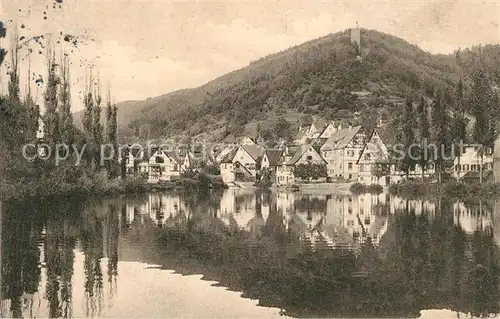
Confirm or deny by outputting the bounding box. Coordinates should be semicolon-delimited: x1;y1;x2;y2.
356;130;391;164
263;149;284;166
287;144;327;165
221;148;238;163
321;126;363;151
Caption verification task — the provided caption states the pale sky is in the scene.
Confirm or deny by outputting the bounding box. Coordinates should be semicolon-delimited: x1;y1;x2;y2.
0;0;499;112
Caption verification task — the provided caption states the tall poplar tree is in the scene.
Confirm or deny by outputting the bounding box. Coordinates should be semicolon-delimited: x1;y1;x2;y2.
431;89;449;183
452;78;467;181
92;85;103;170
470;69;492;184
44;54;60;144
82;73;95;167
400;97;415;177
417;96;430;180
58;55;73;143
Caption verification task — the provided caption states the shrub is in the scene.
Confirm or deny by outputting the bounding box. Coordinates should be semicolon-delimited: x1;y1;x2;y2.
350;183;383;194
349;182;365;194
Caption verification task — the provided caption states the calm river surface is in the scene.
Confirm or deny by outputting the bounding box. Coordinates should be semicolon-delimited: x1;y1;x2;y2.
1;188;500;318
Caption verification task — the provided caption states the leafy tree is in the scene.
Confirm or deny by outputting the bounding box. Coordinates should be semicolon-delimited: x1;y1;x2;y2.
417;96;430;179
272;116;292;142
451;79;467;181
399;97;416;177
431;89;450;183
469;69;498;183
58;55;73;143
44;55;60;144
293;163;327;181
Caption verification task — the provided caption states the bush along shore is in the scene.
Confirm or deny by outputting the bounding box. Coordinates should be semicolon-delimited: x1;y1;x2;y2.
388;180;500;200
0;169;227;202
349;183;384;195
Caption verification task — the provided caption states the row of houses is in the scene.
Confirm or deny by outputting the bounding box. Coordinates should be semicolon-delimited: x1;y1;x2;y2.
34;112;494;185
220;120;495;186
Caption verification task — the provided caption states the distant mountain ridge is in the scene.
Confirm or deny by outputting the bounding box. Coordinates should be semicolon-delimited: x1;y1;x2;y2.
73;28;500;143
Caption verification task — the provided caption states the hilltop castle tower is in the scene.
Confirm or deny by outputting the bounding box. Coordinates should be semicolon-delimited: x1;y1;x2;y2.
350;22;361;54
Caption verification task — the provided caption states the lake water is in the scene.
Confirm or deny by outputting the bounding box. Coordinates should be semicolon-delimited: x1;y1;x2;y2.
1;188;500;318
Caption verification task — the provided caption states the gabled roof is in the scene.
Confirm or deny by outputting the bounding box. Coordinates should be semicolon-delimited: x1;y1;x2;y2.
121;146;143;159
221;148;238;163
148;148;183;165
356;130;390;164
321;126;363;151
287;144;326;165
241;144;265;161
263;149;284;166
317;121;335;137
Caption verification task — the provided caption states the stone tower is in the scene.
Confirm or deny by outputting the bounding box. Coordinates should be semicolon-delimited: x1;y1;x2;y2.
350;22;361;53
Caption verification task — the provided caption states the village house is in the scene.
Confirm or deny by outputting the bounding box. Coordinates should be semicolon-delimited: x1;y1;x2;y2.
260;149;284;177
35;117;48;157
220;144;265;184
356;130;392;185
453;144;493;180
294;122;319;145
320;124;368;181
276;144;326;185
119;146;144;176
148;147;182;183
317;121;338;139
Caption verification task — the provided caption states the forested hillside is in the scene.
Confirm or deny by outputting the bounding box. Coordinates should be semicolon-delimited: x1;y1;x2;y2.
74;28;500;142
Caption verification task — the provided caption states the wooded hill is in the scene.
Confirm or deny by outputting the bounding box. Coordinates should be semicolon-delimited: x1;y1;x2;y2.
74;28;500;143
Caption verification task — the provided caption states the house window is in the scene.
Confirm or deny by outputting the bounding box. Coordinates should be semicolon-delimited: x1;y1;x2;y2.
471;165;477;171
173;164;178;171
348;162;353;169
306;155;313;161
455;164;460;171
364;218;371;225
347;150;354;157
464;164;470;171
155;156;164;164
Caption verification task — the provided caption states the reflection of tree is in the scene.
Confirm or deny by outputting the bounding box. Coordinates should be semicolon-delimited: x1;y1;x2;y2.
81;205;104;318
44;218;63;318
106;204;119;299
43;202;79;319
61;219;76;318
2;201;44;318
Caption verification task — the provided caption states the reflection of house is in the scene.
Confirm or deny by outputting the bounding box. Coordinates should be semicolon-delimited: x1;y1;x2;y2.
217;189;269;234
453;201;492;234
322;194;389;246
389;196;436;216
148;194;187;227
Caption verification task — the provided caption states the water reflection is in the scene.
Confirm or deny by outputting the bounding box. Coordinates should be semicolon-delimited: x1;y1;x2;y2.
0;190;499;318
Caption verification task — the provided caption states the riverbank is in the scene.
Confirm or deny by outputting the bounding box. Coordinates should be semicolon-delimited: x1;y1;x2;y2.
388;180;500;200
0;171;227;202
269;182;354;194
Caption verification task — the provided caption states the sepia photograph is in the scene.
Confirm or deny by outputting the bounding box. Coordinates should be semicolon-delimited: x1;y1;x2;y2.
1;0;500;318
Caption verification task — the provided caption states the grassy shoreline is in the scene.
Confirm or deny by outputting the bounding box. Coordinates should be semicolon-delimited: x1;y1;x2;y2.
388;180;500;200
0;172;227;202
